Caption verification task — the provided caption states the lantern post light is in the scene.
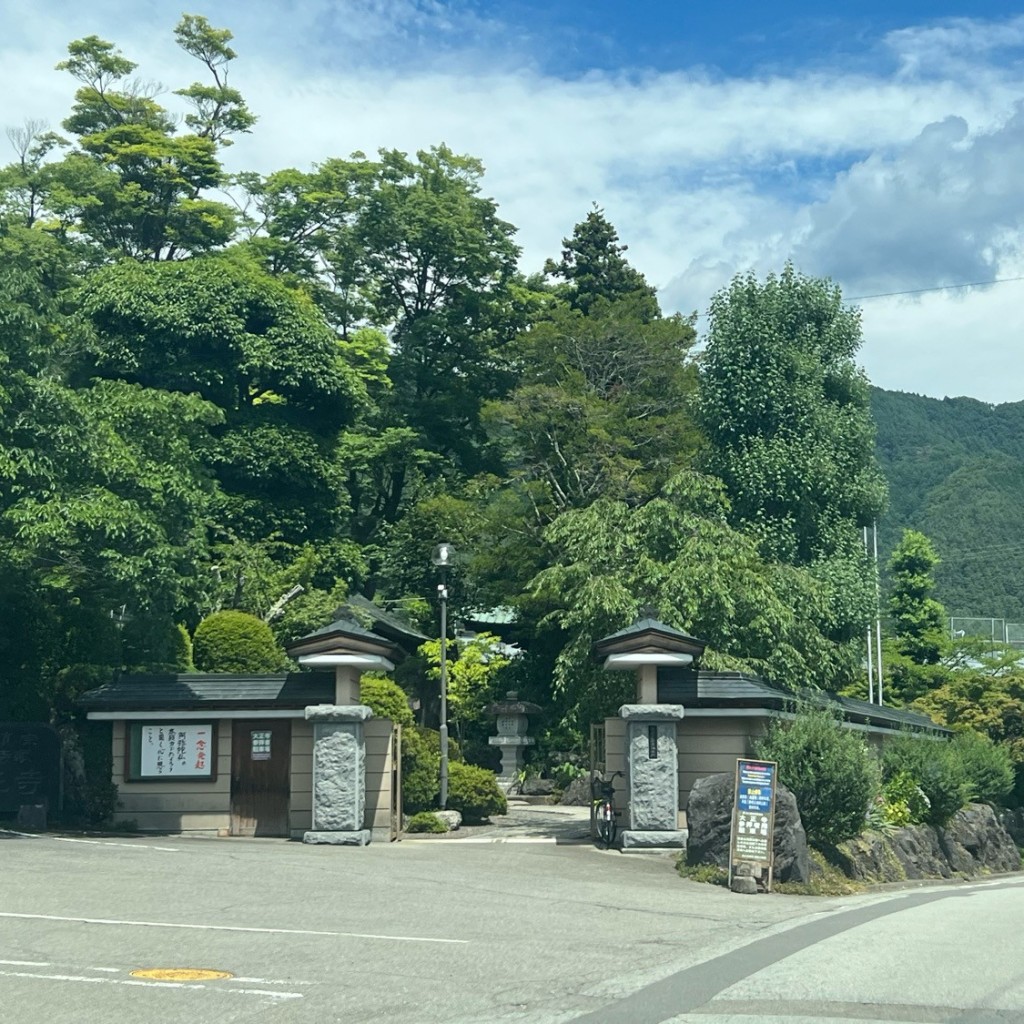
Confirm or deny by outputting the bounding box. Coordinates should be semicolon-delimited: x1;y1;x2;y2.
431;542;455;809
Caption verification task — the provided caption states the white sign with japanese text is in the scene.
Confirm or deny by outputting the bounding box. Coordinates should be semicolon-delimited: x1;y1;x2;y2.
139;724;213;777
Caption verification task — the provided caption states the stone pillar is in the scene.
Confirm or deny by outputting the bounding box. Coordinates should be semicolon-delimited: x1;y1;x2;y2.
304;704;374;846
619;704;687;850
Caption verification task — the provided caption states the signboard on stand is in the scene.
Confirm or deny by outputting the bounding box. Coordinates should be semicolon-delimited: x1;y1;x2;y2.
729;758;777;891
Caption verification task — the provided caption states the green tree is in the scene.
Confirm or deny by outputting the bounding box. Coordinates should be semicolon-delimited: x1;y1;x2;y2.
881;529;950;704
528;472;866;731
485;293;700;520
697;267;888;681
699;265;887;566
544;205;659;318
419;632;511;743
888;530;947;664
40;20;251;260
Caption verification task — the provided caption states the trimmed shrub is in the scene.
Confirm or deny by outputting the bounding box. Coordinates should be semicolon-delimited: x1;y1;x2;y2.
881;734;971;826
446;761;507;823
405;811;449;834
400;726;465;815
755;708;880;847
172;623;195;672
360;674;414;727
951;731;1015;806
192;610;286;673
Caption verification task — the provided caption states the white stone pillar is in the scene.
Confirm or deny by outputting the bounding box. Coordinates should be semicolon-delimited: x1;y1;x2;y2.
618;704;687;850
304;704;374;846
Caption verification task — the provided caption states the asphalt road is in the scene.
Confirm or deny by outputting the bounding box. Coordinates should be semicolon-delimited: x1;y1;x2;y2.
2;827;1023;1023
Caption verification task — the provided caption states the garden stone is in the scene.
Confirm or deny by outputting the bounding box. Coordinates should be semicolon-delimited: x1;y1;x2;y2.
435;810;462;831
521;777;555;796
559;776;592;806
686;772;810;883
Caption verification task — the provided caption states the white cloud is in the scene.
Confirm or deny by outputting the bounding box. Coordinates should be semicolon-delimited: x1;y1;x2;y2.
3;4;1024;400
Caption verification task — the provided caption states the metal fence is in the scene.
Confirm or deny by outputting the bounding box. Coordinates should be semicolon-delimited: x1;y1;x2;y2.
950;617;1024;647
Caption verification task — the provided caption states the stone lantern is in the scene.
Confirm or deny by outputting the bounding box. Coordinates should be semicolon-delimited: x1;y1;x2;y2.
487;691;541;792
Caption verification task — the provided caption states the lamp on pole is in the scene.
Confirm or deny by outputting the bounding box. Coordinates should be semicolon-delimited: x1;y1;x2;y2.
431;542;455;809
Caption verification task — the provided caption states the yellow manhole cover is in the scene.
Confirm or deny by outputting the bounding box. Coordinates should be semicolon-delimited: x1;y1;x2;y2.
131;968;233;983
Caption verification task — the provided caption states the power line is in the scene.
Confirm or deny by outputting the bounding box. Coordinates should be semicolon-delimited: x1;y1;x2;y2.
849;275;1024;301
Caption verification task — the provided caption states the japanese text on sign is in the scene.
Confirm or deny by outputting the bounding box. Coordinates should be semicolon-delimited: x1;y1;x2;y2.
139;725;212;777
730;758;777;872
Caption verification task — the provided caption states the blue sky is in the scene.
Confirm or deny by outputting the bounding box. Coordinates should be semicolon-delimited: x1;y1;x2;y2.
3;0;1024;402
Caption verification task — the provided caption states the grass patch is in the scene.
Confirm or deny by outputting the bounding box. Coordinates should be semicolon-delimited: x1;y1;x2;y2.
774;848;864;896
675;858;729;886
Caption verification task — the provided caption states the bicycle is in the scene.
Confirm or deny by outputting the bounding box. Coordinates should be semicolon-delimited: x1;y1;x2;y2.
592;771;624;848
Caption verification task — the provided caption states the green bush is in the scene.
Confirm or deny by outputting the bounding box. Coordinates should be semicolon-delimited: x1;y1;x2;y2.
882;734;971;826
951;731;1015;806
400;726;466;814
445;761;506;823
405;811;449;834
401;727;438;813
192;611;286;673
360;674;414;727
172;623;195;672
755;708;880;847
882;771;929;825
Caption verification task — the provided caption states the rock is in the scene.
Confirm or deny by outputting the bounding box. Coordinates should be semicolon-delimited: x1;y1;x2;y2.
940;803;1020;874
730;860;759;895
772;785;811;884
559;776;592;806
434;810;462;832
888;823;952;879
15;804;46;830
834;833;906;883
686;772;811;883
998;807;1024;846
521;777;555;796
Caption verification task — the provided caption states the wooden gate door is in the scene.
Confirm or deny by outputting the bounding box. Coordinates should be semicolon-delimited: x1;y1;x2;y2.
230;719;291;837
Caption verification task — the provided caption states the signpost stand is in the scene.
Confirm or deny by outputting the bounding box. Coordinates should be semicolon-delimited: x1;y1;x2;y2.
728;758;777;893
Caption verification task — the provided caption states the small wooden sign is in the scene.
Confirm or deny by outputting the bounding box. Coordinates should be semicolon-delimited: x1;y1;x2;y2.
729;758;777;892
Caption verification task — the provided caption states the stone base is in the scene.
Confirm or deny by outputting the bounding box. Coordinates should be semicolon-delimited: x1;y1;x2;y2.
303;829;372;846
620;829;688;850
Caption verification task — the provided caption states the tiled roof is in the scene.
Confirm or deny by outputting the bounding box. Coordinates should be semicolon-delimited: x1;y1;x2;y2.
657;669;949;735
597;617;702;645
78;673;335;710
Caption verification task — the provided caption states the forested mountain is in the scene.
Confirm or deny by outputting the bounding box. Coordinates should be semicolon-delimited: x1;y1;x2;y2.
872;388;1024;623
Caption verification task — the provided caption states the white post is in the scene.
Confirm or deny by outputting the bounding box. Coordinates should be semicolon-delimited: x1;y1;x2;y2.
874;521;883;705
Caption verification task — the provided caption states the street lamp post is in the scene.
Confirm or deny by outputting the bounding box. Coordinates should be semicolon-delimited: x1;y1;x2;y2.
431;542;455;810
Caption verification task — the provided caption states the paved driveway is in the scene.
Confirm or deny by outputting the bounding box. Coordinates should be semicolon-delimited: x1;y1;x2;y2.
0;825;837;1023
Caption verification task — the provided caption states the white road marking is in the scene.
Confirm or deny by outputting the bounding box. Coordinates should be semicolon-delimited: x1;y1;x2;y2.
0;960;49;967
229;976;315;986
87;967;120;973
0;830;179;852
0;969;302;999
0;911;468;945
449;837;557;844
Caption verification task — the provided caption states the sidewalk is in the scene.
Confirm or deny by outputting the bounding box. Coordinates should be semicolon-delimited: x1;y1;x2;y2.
406;799;594;843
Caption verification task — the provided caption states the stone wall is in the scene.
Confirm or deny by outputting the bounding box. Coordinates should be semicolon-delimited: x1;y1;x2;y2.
834;803;1021;882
